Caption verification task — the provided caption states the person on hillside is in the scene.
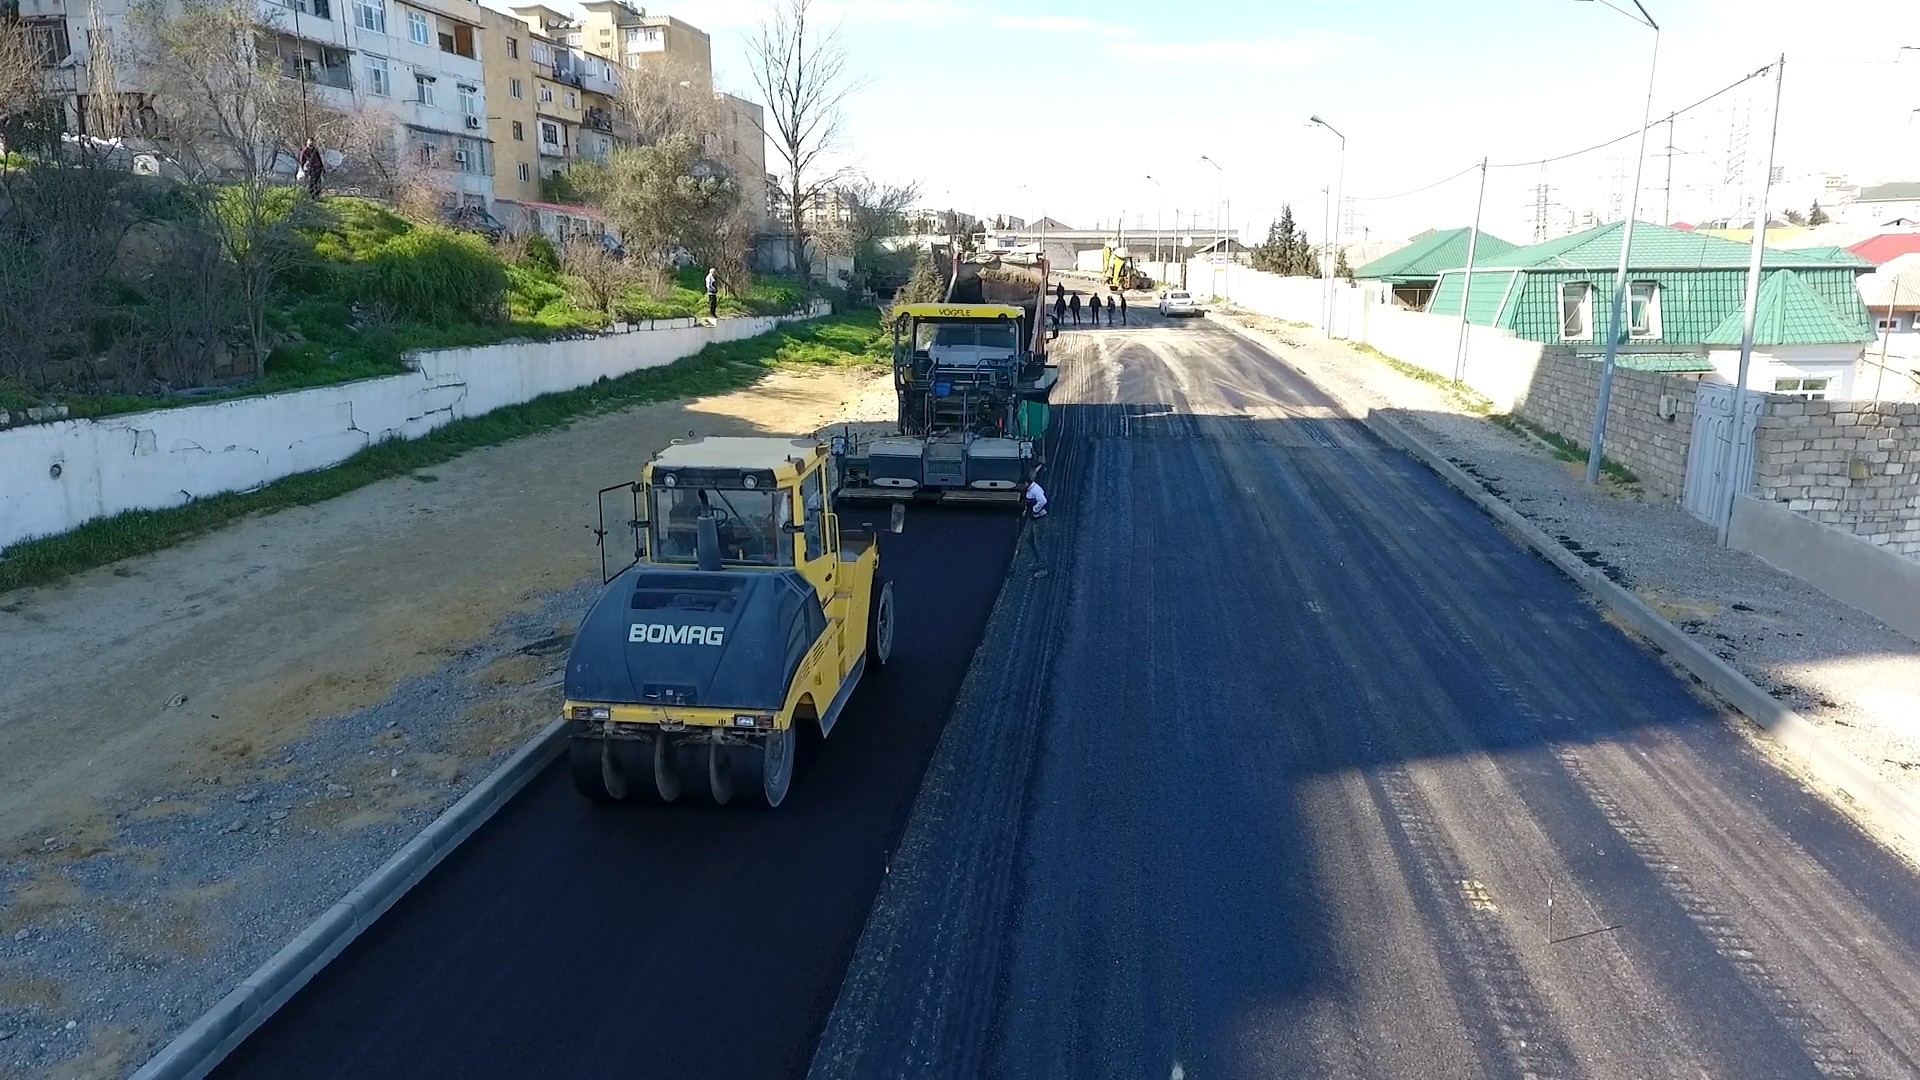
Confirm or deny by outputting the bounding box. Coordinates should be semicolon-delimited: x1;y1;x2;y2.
296;139;325;199
1068;292;1081;326
705;267;719;320
1118;289;1128;326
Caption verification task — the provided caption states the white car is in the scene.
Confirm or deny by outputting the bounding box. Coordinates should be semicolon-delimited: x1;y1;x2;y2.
1158;290;1201;317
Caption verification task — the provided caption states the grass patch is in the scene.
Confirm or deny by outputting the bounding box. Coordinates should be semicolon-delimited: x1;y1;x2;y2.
20;197;808;420
1490;413;1640;487
0;311;883;595
1348;342;1493;416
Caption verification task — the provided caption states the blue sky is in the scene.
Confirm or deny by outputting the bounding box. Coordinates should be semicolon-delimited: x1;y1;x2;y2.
515;0;1920;245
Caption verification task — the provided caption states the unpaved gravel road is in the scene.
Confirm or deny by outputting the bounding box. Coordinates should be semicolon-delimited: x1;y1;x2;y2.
0;362;892;1079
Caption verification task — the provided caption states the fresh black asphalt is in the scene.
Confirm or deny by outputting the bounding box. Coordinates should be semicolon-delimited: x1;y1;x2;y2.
809;312;1920;1079
217;309;1920;1080
214;508;1018;1080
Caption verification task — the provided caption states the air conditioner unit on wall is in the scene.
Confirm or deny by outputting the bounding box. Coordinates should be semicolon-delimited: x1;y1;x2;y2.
452;150;469;164
464;115;481;129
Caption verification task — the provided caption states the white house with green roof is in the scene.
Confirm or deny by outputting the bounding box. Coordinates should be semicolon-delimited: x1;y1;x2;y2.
1427;222;1878;397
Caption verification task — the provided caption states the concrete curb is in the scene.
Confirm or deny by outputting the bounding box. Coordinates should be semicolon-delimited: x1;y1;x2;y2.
131;719;570;1080
1207;311;1920;854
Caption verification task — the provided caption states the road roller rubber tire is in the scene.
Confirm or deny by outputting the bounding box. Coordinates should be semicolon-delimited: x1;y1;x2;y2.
569;737;627;803
869;577;896;667
730;726;796;809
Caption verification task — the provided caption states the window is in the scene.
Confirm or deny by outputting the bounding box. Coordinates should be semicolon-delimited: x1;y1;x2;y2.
365;55;390;96
407;10;429;45
531;41;551;66
25;20;71;65
353;0;384;33
511;120;523;140
1878;317;1900;330
517;162;530;183
649;488;787;565
800;470;825;562
539;84;553;103
455;137;477;173
540;120;560;146
1628;281;1661;340
506;36;518;59
418;142;434;167
565;90;577;109
1559;281;1593;341
457;84;477;118
509;77;522;99
1773;377;1831;401
415;72;433;106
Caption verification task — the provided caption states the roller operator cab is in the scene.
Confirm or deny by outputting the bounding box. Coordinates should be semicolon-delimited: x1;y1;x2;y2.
563;437;900;809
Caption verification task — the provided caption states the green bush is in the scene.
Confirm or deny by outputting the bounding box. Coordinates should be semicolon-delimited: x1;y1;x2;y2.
523;235;560;274
364;227;508;325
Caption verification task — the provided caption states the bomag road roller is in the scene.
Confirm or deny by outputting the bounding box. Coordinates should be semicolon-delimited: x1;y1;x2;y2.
563;436;901;808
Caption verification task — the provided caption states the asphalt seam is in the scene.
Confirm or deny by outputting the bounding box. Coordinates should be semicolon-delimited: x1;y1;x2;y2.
1205;311;1920;856
129;719;569;1080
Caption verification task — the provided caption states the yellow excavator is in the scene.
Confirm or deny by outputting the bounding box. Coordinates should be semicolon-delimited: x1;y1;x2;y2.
563;437;901;808
1103;243;1149;290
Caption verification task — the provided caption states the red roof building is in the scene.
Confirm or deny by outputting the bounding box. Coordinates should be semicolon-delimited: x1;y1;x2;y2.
1847;233;1920;266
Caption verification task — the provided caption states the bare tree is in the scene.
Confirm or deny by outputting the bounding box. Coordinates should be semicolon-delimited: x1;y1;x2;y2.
746;0;856;282
560;235;635;315
686;204;758;297
617;54;720;145
1;11;43;146
133;0;307;373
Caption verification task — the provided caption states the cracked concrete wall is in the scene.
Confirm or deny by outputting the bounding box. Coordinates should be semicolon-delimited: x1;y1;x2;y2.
0;304;828;552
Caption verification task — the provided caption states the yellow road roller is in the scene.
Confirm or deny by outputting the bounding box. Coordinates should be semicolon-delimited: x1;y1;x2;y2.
563;436;900;808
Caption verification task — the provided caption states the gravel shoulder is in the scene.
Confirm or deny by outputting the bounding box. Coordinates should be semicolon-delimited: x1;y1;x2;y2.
0;364;892;1080
1215;306;1920;820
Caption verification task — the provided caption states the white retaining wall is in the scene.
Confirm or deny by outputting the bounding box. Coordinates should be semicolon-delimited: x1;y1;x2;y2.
0;303;829;550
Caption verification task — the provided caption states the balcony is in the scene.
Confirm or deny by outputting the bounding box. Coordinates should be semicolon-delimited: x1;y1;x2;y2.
259;32;352;91
583;107;613;134
538;141;567;159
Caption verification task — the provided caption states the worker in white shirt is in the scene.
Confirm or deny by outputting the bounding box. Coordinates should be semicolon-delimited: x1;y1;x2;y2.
1020;475;1049;575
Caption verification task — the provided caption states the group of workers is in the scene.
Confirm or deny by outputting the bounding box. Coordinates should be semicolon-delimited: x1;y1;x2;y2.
1050;281;1127;329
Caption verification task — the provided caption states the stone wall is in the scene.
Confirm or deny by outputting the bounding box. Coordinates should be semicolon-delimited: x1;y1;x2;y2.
1752;399;1920;557
1510;354;1699;500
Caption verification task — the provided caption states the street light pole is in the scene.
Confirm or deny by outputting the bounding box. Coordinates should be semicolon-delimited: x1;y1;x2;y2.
1201;154;1224;297
1581;0;1660;486
1145;175;1163;273
1309;115;1346;335
1717;55;1786;546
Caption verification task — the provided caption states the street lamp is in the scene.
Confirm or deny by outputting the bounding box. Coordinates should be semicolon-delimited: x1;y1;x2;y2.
1308;115;1346;336
1575;0;1660;486
1144;175;1163;270
1200;156;1225;298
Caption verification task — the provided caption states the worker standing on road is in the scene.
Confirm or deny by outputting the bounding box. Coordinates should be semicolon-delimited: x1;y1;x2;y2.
1118;289;1128;325
705;267;719;320
1068;292;1081;327
1020;475;1049;575
1052;289;1067;333
1104;293;1115;326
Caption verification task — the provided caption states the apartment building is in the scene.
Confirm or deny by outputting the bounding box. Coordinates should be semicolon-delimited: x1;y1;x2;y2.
575;0;709;78
12;0;494;206
716;92;767;230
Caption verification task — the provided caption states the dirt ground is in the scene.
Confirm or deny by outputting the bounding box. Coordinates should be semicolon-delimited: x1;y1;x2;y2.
0;365;893;857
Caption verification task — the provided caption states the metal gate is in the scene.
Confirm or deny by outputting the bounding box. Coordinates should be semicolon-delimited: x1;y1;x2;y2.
1682;383;1764;526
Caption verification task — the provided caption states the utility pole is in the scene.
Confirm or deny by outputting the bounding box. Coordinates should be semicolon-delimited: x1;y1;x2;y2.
1584;0;1661;486
1309;115;1347;335
1717;55;1786;546
1455;157;1489;384
1875;277;1901;400
1661;112;1677;224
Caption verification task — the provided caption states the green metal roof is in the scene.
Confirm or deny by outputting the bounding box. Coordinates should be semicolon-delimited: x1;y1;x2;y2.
1425;270;1517;323
1608;352;1717;373
1702;269;1877;347
1473;221;1873;272
1353;227;1520;283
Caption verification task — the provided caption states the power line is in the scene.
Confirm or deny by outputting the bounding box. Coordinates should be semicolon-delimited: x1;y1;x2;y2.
1345;162;1479;202
1491;61;1773;169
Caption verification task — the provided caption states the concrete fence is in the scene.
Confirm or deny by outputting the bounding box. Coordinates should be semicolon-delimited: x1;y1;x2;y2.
1752;399;1920;557
0;303;830;551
